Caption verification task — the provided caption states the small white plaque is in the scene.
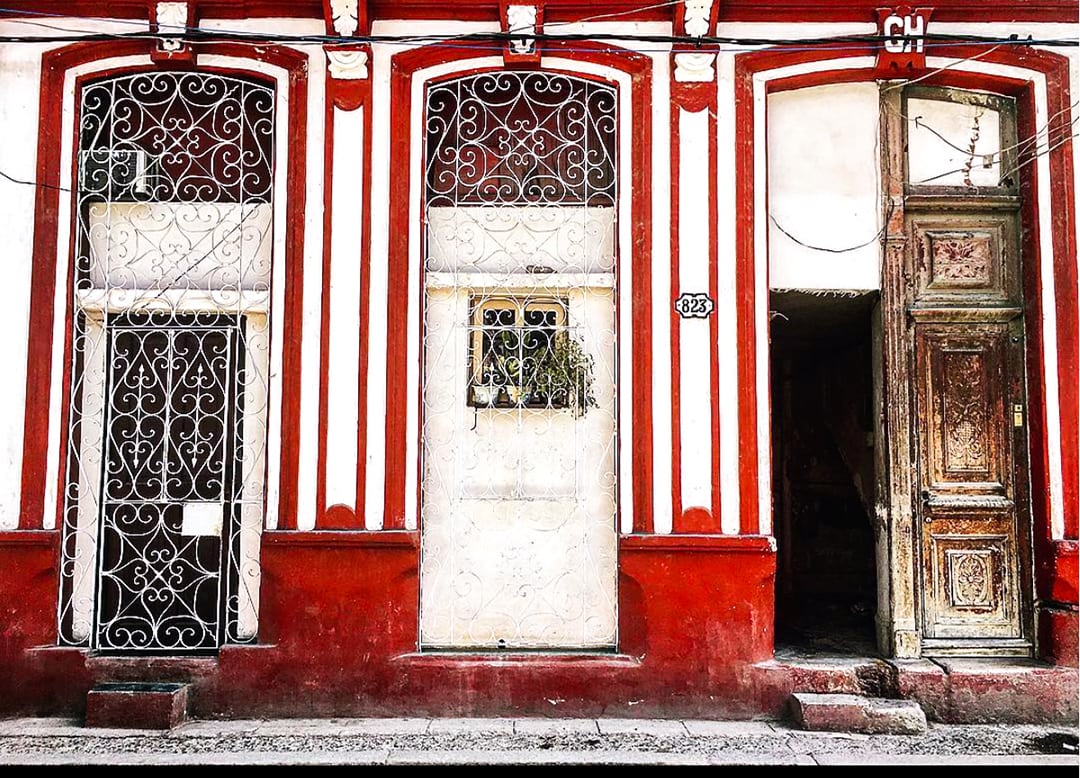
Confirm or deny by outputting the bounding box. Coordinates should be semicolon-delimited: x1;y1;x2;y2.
181;502;223;537
674;292;715;318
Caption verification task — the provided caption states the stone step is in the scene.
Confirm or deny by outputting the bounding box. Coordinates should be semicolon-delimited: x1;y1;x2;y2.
85;682;190;730
790;692;927;735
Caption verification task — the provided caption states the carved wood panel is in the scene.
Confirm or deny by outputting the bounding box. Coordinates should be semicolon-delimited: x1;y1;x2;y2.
917;325;1010;496
911;214;1016;304
924;529;1018;638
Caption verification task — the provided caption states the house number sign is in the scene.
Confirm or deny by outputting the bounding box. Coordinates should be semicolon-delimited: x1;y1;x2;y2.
674;293;715;319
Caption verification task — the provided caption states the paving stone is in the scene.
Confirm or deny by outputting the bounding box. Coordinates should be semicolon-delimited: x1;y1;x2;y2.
514;718;599;735
790;693;927;735
387;749;711;765
0;719;82;736
682;720;776;737
0;751;393;766
812;754;1078;767
596;719;689;736
333;718;432;735
426;717;516;735
250;718;354;736
170;720;263;737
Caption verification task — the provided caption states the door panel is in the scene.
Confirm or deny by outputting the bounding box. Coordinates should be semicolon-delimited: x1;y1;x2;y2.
917;325;1011;496
924;527;1018;638
912;284;1027;644
419;288;618;649
911;213;1018;304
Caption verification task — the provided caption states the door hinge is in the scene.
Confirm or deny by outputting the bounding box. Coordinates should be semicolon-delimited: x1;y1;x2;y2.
1013;403;1024;428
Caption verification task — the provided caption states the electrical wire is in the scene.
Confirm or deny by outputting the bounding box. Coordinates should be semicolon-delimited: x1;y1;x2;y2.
0;167;69;191
768;210;890;255
0;5;1075;51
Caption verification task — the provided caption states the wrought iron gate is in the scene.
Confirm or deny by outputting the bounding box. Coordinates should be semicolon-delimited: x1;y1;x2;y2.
95;315;242;652
58;71;275;651
419;71;621;649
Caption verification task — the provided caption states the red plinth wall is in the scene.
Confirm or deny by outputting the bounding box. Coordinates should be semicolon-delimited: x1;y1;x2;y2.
3;530;1076;719
1;532;784;718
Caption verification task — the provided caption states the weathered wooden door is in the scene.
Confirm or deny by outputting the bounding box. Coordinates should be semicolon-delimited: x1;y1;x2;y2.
901;88;1034;654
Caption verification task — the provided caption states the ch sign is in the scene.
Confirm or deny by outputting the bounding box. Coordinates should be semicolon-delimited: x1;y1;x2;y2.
876;7;933;72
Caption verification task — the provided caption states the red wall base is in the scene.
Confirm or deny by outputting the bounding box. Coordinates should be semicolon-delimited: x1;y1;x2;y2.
1039;606;1079;668
4;529;1077;719
1;532;780;719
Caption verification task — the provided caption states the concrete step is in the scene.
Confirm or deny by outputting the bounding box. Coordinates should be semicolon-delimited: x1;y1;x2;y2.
85;682;190;730
790;692;927;735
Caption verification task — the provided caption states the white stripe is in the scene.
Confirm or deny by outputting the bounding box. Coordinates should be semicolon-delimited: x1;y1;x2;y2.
715;54;741;535
325;106;364;509
650;52;675;536
678;108;715;513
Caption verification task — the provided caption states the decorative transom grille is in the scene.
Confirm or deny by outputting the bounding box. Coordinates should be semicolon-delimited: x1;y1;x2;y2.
58;71;275;652
419;71;620;649
425;71;617;207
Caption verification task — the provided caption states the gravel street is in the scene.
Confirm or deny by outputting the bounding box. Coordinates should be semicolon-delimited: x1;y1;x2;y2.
0;717;1076;765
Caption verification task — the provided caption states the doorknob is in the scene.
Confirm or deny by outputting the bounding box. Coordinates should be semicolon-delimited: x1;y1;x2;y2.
920;490;932;522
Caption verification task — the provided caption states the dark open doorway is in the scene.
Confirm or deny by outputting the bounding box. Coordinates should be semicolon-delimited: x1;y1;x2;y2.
771;290;880;656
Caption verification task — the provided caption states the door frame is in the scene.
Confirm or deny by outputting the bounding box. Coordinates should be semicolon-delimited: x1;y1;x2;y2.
734;43;1075;661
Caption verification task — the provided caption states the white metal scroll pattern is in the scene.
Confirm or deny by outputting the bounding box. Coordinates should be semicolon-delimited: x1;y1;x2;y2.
57;72;275;651
420;72;620;649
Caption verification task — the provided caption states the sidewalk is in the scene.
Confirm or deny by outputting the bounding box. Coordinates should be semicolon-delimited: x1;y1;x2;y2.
0;717;1076;765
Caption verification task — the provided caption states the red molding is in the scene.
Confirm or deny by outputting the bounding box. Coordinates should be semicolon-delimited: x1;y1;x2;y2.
18;40;309;531
734;44;1077;544
383;40;654;534
733;58;759;536
670;67;722;534
620;533;774;552
262;530;419;547
0;1;1073;24
393;651;641;666
0;531;58;546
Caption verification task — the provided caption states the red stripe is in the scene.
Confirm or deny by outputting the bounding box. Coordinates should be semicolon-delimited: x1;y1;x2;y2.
668;87;683;528
733;58;759;535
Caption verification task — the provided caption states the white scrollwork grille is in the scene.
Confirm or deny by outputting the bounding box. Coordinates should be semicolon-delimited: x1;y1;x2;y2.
419;72;620;650
58;72;275;652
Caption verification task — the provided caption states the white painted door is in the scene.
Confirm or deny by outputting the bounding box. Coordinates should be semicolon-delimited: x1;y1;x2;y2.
419;280;618;649
417;71;621;649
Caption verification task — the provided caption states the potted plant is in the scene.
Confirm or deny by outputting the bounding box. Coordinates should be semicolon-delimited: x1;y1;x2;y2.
527;330;597;417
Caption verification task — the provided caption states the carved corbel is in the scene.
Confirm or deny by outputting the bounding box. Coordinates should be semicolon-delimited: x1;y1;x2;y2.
499;2;544;65
672;0;719;85
150;1;195;63
322;0;369;38
322;0;370;108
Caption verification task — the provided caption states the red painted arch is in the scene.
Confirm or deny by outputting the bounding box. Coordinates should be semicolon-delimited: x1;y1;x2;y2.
382;40;655;533
733;45;1077;543
17;40;310;530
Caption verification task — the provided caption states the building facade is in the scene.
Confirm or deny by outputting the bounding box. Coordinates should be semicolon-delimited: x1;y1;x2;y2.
0;0;1076;721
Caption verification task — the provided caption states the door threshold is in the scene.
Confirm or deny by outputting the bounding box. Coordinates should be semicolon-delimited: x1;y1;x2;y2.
921;637;1033;658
